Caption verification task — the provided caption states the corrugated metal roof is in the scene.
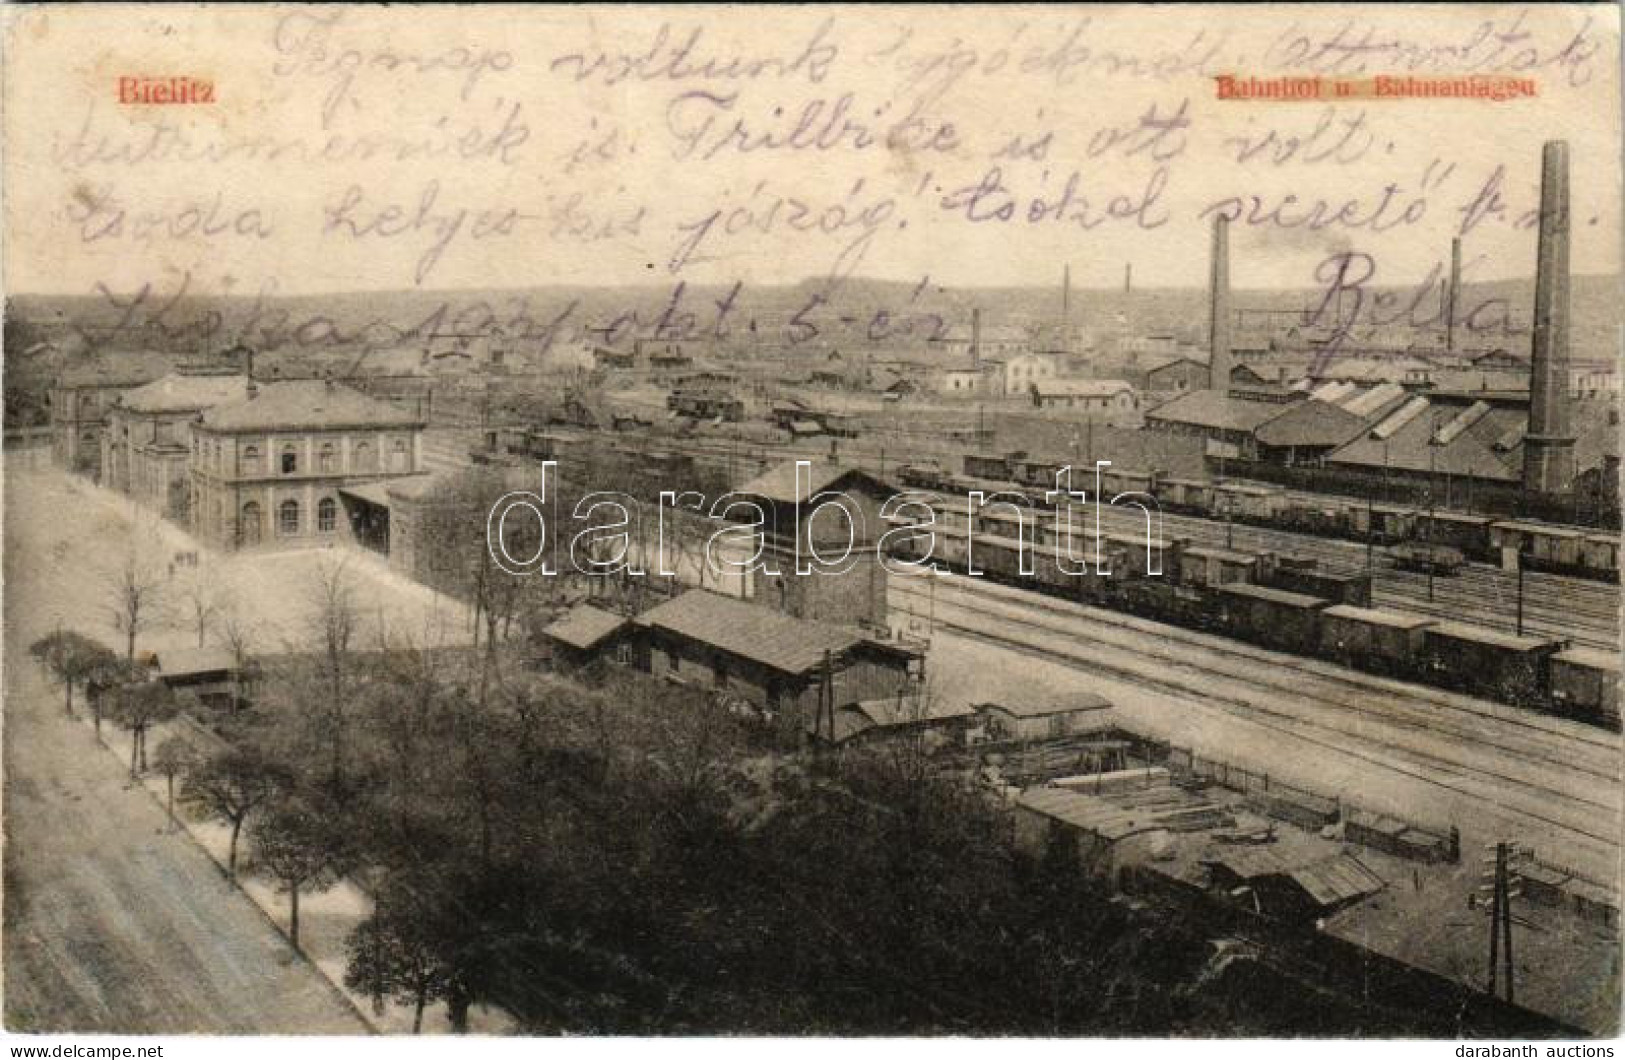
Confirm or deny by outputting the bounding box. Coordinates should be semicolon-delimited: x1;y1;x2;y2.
543;604;630;651
635;590;862;676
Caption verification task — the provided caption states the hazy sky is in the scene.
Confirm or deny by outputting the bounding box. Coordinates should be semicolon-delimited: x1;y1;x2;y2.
5;4;1621;296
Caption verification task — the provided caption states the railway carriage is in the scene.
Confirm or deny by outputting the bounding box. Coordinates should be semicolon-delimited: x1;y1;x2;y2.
1012;457;1064;490
1490;520;1585;572
1549;648;1621;727
1179;546;1270;589
963;452;1016;481
1278;498;1356;538
1214;483;1286;523
1101;467;1157;498
1421;622;1564;705
1265;557;1373;606
1414;511;1495;558
1351;503;1416;545
1214;583;1330;654
1579;533;1620;581
1316;605;1435;677
1159;477;1214;514
1389;543;1466;576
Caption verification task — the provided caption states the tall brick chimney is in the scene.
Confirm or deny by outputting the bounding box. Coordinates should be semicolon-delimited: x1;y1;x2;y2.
1445;236;1461;354
971;306;981;369
1208;213;1233;393
1523;140;1576;494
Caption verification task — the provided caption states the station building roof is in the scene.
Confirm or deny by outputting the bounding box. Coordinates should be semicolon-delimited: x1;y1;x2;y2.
201;379;424;433
120;372;248;415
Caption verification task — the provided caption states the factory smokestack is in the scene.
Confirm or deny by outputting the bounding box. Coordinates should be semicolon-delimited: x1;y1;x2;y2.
1208;213;1233;393
971;306;981;369
1446;237;1461;354
1062;264;1071;326
1124;263;1133;294
1523;140;1576;494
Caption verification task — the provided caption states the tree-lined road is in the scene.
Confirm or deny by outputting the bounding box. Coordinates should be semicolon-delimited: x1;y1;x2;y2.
3;457;367;1033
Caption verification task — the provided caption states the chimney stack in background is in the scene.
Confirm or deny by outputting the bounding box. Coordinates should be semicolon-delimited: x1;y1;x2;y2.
1446;237;1461;354
244;347;257;399
1123;262;1132;294
1208;213;1233;394
971;307;982;370
1523;140;1577;494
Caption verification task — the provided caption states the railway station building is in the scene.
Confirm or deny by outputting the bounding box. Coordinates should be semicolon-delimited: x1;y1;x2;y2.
188;378;427;550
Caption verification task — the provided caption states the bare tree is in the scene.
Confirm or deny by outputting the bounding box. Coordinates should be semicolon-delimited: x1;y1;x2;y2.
106;542;165;661
175;567;221;648
216;601;259;713
307;555;359;793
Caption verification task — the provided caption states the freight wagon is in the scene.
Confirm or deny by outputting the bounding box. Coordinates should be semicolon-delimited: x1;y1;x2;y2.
1215;583;1329;654
1421;622;1564;705
1549;648;1621;726
1179;546;1269;589
1265;558;1373;606
1317;606;1435;678
1413;511;1494;558
945;452;1619;581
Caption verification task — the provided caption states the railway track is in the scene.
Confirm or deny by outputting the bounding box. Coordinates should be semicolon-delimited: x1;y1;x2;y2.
891;575;1621;876
894;574;1619;777
446;422;1620;646
909;483;1620;650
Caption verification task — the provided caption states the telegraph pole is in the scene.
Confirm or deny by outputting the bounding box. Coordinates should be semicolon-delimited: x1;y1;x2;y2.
1482;842;1520;1004
1516;556;1525;637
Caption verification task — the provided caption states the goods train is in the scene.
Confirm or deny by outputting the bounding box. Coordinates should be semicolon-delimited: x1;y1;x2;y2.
884;501;1620;729
896;455;1621;582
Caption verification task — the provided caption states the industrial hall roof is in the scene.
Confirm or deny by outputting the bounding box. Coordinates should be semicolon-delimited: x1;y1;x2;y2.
119;372;248;415
1251;398;1368;450
1143;389;1300;433
634;590;865;677
201;379;425;433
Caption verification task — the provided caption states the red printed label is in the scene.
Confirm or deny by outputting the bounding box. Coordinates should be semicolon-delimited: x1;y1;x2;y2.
116;76;215;105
